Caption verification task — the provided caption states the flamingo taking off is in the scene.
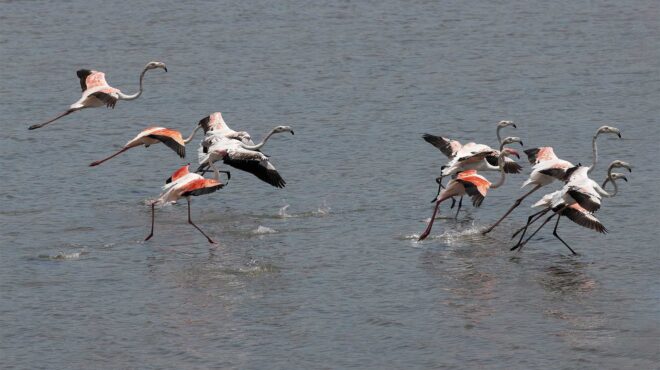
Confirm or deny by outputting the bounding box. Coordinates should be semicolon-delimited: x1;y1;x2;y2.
196;112;294;188
28;61;167;130
511;160;631;254
198;135;288;188
481;125;622;235
89;125;203;166
145;161;229;244
418;137;522;241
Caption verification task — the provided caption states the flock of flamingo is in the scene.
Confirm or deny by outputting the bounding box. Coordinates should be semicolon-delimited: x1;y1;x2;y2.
28;61;631;254
419;121;631;254
29;61;293;244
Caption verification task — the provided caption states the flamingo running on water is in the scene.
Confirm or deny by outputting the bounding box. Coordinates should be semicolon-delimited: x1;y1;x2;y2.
417;137;522;241
510;160;631;254
482;125;622;235
145;161;230;244
89;125;202;166
28;61;167;130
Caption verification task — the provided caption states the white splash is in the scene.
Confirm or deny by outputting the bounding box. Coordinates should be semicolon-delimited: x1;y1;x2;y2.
252;226;277;235
314;200;331;216
51;251;82;260
278;204;291;218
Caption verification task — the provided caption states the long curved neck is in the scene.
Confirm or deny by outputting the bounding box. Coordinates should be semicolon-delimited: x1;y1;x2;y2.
240;127;279;150
184;125;202;144
496;126;503;144
119;67;148;101
600;164;618;198
588;133;599;175
490;143;507;189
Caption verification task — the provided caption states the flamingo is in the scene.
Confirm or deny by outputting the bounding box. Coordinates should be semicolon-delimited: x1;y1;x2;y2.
195;113;294;187
197;135;287;188
481;125;622;235
423;120;523;214
424;120;523;186
418;137;522;241
89;125;202;166
511;160;631;253
28;61;167;130
145;161;229;244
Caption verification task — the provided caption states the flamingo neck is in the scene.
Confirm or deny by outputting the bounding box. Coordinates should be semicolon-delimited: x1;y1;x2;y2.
184;125;202;144
240;128;279;150
119;67;148;101
496;126;503;144
588;132;599;175
600;163;618;198
490;142;507;189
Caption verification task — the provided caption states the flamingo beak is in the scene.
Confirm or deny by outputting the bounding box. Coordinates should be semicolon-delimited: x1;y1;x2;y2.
290;130;295;135
622;176;628;182
513;152;520;159
512;123;517;128
617;132;621;138
519;141;524;146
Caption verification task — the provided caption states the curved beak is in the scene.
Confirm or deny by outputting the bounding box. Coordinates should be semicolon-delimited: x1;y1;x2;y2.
617;132;621;138
512;123;517;129
519;141;524;146
513;152;520;159
622;176;628;182
290;130;295;135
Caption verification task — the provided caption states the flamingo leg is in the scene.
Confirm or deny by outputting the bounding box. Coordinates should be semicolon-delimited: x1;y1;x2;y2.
187;197;215;244
551;215;577;255
454;196;463;219
511;208;551;244
431;176;446;202
89;146;132;167
482;184;542;235
418;199;446;241
145;203;155;241
513;212;557;252
28;109;76;130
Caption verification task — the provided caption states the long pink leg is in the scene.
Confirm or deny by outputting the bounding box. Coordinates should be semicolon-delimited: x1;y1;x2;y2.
187;197;216;244
89;147;132;167
482;184;541;235
145;203;155;241
28;109;76;130
418;198;446;241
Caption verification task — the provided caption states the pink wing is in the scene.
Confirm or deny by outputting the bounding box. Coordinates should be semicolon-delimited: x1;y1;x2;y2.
85;71;110;90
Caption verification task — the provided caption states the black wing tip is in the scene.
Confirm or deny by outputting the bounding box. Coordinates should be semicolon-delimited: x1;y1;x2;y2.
523;148;540;164
504;162;523;174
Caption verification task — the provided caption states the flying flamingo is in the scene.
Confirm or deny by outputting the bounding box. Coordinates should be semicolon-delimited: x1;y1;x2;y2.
145;161;229;244
28;61;167;130
197;135;288;188
481;125;622;235
511;160;631;253
89;125;202;166
418;137;522;241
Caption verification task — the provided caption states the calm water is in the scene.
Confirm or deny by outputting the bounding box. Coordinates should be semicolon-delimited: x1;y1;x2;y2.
1;1;659;368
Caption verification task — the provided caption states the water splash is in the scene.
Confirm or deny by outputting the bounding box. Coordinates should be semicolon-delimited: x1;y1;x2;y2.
252;226;277;235
314;200;331;216
278;204;291;218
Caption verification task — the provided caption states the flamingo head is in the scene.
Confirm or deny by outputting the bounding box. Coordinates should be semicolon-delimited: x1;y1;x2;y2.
596;125;621;138
610;173;628;182
608;160;632;173
274;125;295;135
145;61;167;72
497;120;516;129
501;136;524;147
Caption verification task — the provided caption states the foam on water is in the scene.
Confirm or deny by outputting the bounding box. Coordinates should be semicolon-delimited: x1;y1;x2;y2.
278;204;291;218
252;226;277;235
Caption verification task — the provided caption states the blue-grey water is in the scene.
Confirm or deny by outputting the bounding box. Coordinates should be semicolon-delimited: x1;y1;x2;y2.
1;1;658;368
